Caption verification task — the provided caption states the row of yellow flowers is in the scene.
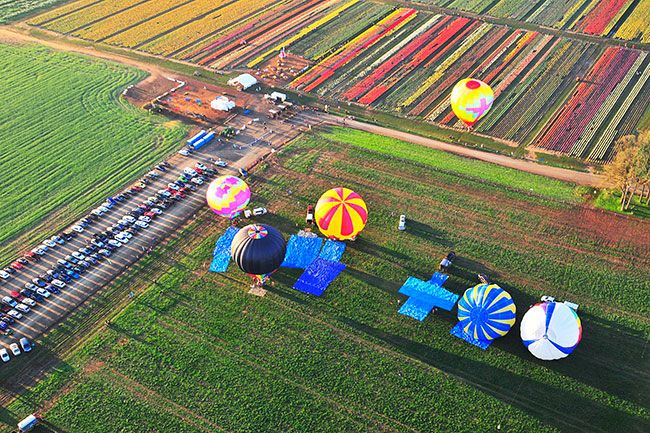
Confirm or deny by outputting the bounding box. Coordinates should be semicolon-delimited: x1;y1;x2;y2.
105;0;229;48
142;0;278;56
78;0;185;41
43;0;140;34
28;0;99;26
615;0;650;42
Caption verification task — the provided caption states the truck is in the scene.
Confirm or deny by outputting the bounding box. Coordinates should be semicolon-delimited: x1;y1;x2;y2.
18;414;41;432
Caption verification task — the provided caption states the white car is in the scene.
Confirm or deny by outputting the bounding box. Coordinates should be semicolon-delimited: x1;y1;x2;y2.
135;221;149;229
0;270;9;279
43;239;56;248
151;208;162;215
398;215;406;231
72;252;86;261
36;288;51;298
72;225;84;233
0;348;9;362
178;149;190;156
15;303;30;313
51;279;66;288
108;239;122;248
8;310;23;320
253;207;267;216
99;206;110;213
120;231;133;239
158;190;171;198
115;234;129;244
148;170;160;177
190;177;204;185
123;215;136;223
138;216;151;223
2;296;17;307
9;343;20;356
167;183;180;191
196;162;207;170
214;159;228;167
21;298;36;308
183;168;198;177
32;247;46;256
92;208;104;217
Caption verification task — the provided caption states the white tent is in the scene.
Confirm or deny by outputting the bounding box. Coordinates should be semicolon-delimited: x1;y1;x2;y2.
270;91;287;102
228;73;258;90
211;96;235;111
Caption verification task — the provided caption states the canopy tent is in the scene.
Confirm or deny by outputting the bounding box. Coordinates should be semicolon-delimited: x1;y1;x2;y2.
228;73;258;90
211;96;235;111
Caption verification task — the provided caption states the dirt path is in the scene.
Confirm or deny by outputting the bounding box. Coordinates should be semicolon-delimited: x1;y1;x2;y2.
0;26;166;84
322;115;605;187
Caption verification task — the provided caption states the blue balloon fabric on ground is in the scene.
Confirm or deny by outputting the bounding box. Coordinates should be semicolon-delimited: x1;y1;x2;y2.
293;258;346;296
281;235;324;269
450;322;493;350
209;226;239;273
318;240;346;262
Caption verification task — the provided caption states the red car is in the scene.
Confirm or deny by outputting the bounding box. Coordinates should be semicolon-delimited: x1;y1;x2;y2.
144;211;155;218
23;251;39;262
10;261;24;270
9;291;24;302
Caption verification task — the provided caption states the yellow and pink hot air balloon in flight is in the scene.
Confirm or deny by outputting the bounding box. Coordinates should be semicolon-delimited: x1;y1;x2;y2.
206;175;250;219
315;187;368;240
450;78;494;128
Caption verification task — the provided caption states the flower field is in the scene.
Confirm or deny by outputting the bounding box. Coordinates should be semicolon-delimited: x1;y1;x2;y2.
27;0;650;161
412;0;648;41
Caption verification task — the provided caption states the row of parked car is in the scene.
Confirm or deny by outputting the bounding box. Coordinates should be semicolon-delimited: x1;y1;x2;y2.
0;337;32;362
0;156;218;359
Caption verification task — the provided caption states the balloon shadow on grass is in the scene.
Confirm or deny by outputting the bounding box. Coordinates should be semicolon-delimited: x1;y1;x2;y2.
339;316;649;433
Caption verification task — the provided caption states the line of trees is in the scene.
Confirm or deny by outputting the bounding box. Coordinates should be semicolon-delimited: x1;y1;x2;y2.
605;131;650;211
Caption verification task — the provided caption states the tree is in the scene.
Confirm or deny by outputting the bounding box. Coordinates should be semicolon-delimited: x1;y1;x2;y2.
605;132;650;211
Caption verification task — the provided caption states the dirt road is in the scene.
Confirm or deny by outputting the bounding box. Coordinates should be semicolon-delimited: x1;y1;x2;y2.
322;115;605;187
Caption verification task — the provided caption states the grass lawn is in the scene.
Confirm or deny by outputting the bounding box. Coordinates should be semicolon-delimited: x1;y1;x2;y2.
3;130;649;433
0;0;69;24
595;190;650;219
0;43;186;264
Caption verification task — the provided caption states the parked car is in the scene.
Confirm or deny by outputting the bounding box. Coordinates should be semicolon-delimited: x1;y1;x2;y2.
0;314;14;324
36;288;51;298
62;232;74;241
45;285;61;295
0;321;7;331
15;303;30;314
108;239;122;248
7;310;22;320
10;261;24;271
40;273;53;283
32;278;46;288
9;343;20;356
72;252;86;261
1;296;17;308
238;167;248;177
0;270;9;280
150;208;162;215
98;249;112;257
178;149;190;156
183;168;198;177
42;239;56;248
0;348;9;362
135;221;149;229
19;338;32;352
51;279;66;289
190;177;204;185
72;225;84;233
51;235;65;245
115;234;129;244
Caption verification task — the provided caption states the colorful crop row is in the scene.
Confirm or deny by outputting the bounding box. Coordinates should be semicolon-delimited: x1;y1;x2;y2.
411;0;648;42
0;0;69;24
534;47;640;153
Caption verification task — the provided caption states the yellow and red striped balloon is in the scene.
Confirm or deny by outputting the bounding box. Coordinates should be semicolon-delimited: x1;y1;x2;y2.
315;187;368;240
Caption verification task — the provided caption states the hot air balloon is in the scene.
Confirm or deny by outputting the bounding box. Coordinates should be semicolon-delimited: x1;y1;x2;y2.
457;283;516;342
520;302;582;361
231;224;286;285
450;78;494;128
206;175;250;219
314;187;367;240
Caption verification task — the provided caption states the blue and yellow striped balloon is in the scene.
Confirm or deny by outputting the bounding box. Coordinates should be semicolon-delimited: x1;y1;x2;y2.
457;284;516;341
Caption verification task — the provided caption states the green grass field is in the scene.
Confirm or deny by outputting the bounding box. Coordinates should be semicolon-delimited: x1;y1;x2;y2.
4;128;648;433
0;43;186;264
0;0;68;24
